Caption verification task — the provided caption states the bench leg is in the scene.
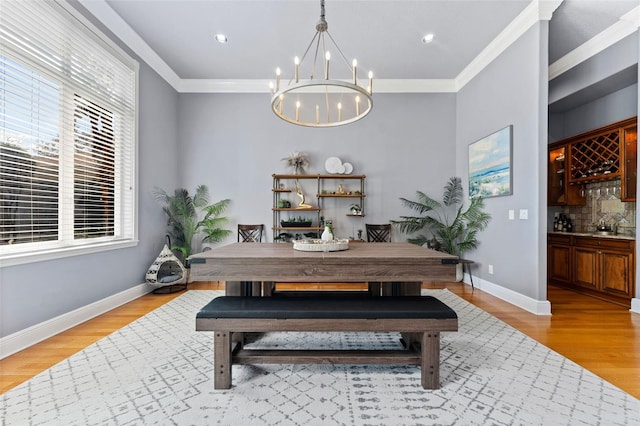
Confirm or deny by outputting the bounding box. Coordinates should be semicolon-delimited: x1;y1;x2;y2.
421;332;440;389
214;331;232;389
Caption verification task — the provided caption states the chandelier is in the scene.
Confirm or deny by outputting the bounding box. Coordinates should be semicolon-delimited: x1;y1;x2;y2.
270;0;373;127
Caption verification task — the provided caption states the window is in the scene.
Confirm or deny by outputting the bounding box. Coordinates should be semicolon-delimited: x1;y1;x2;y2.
0;0;138;266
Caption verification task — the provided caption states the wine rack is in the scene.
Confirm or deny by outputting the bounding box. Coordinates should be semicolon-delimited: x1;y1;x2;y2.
569;129;620;182
548;116;637;206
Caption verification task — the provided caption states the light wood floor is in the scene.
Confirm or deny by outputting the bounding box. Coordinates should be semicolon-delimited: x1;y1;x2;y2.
1;282;638;399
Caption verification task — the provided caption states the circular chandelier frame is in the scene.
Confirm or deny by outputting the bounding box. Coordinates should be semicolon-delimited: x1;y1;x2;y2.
270;0;373;128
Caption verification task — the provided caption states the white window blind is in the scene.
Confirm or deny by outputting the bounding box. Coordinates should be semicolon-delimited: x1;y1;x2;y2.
0;0;138;265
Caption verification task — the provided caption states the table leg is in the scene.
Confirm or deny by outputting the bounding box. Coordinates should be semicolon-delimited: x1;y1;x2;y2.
385;282;421;347
214;331;232;389
401;282;421;295
262;281;275;296
251;282;262;296
225;281;242;296
367;282;382;296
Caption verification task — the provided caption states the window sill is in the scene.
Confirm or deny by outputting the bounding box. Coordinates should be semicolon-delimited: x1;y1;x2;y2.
0;240;139;268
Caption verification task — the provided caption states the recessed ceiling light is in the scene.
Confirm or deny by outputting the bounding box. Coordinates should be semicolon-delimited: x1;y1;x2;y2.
215;34;228;43
421;33;434;44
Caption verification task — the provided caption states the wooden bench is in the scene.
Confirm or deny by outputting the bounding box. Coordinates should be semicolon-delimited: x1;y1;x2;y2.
196;295;458;390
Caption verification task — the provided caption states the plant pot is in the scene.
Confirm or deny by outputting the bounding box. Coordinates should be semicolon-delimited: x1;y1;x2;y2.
280;221;312;228
455;263;463;282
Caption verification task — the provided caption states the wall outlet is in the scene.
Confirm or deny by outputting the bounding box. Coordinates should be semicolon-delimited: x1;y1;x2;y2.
488;264;494;274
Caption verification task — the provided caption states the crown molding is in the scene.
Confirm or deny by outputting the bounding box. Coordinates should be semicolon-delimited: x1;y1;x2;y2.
78;0;181;90
455;0;562;91
549;6;640;80
81;0;629;94
79;0;545;94
178;78;457;93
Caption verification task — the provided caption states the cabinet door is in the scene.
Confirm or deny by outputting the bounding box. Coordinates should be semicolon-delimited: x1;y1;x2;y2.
621;124;637;202
548;244;571;283
601;251;632;297
548;145;585;206
573;247;599;290
548;147;566;205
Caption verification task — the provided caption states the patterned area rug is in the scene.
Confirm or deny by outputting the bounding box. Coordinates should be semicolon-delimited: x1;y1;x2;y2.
1;290;638;425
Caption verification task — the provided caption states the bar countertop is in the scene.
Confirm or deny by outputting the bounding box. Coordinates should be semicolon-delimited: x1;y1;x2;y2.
548;231;635;241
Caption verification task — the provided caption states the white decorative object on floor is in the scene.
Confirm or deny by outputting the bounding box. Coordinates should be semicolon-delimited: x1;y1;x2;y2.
144;237;187;292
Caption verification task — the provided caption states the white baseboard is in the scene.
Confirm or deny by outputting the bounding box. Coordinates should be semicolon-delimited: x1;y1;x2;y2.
467;276;552;315
631;298;640;314
0;283;153;360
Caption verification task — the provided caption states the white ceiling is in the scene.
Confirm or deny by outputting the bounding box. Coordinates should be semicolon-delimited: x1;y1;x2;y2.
82;0;639;92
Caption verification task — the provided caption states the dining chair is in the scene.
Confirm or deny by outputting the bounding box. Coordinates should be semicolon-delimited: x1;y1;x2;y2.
237;224;264;242
236;224;265;296
366;224;391;242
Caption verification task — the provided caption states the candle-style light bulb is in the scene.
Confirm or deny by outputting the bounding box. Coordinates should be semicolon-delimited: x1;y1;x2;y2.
338;102;342;121
325;51;331;80
279;94;283;114
296;101;300;121
276;67;281;91
294;56;300;83
368;70;373;94
352;59;357;84
355;96;360;116
269;81;274;95
316;104;320;124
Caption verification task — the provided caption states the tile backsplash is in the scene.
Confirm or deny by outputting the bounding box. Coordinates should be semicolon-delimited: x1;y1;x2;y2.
559;180;636;236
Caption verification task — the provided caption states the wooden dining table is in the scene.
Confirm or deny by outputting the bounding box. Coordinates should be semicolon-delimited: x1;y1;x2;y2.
189;242;458;296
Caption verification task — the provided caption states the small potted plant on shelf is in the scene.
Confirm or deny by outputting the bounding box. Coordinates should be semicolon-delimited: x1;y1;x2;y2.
277;199;291;208
274;232;293;242
281;216;313;227
349;203;362;215
282;151;310;174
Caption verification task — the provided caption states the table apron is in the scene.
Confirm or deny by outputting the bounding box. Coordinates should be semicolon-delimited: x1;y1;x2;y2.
190;260;456;282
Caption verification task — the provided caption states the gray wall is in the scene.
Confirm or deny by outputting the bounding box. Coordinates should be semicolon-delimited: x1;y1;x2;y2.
549;83;638;142
177;93;457;246
455;23;548;300
0;26;180;337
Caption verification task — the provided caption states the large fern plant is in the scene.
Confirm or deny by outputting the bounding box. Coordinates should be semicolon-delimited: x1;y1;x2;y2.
153;185;231;262
391;177;490;257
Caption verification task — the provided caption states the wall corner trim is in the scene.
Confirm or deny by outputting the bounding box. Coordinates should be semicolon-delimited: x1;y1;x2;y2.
631;298;640;314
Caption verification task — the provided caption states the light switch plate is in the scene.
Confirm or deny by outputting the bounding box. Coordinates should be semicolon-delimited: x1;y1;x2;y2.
508;210;515;220
519;209;528;220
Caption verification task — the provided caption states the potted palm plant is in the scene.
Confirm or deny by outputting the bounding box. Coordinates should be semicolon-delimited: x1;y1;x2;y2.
154;185;231;266
391;177;490;281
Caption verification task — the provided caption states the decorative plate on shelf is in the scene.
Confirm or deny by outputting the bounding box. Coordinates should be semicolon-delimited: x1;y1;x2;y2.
343;162;353;174
293;239;349;252
324;156;342;174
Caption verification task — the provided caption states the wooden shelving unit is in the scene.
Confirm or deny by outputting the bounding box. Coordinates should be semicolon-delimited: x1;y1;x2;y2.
272;174;366;241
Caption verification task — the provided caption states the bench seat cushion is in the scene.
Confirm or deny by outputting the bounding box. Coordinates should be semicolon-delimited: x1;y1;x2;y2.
197;296;457;320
